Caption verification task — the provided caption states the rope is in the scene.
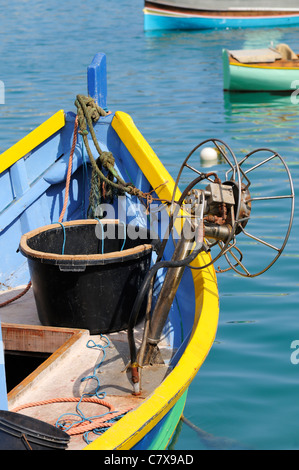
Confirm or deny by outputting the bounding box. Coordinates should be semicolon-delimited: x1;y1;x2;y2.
12;397;133;438
58;115;78;223
57;222;66;255
0;281;32;309
75;94;171;216
94;219;126;254
119;221;126;251
12;396;114;414
94;218;105;254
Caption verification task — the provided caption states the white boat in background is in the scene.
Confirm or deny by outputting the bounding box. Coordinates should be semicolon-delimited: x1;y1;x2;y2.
143;0;299;30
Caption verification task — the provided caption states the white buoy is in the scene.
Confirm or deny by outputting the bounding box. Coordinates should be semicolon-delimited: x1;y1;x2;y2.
200;147;218;168
200;147;218;162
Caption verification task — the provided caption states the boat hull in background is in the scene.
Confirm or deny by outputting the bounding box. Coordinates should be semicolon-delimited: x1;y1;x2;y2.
144;0;299;30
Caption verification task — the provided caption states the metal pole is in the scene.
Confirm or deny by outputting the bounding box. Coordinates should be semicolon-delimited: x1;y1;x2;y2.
144;218;201;365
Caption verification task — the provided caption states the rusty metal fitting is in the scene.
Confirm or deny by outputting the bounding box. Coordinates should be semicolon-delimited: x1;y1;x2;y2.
131;363;139;384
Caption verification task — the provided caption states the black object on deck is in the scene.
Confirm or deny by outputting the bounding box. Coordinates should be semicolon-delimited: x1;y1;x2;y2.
20;220;153;334
0;410;70;450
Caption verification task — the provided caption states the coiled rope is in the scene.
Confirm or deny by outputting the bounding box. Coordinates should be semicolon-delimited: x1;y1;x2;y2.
12;397;133;439
75;94;170;216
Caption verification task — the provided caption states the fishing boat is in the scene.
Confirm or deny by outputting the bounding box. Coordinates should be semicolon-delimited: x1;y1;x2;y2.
143;0;299;31
222;44;299;91
0;53;294;451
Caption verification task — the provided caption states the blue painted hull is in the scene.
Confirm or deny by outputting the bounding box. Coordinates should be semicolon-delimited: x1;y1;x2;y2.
144;10;299;30
0;94;192;447
0;112;85;289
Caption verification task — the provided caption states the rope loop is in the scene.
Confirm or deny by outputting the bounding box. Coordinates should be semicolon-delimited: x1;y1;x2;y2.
75;94;172;217
100;151;115;170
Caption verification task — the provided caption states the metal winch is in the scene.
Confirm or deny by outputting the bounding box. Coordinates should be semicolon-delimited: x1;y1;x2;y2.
184;180;251;242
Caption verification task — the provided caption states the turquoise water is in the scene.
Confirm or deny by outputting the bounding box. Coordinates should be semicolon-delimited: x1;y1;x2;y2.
0;0;298;451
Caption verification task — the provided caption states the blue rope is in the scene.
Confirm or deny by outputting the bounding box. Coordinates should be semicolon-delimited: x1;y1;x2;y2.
94;218;104;254
81;135;89;218
55;336;131;443
119;221;126;251
55;337;108;429
83;411;130;443
57;222;66;255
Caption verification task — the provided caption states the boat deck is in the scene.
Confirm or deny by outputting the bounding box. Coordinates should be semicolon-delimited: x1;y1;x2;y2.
0;286;173;450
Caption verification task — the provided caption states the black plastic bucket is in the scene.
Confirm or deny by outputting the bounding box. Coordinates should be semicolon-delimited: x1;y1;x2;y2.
0;410;70;450
20;220;153;334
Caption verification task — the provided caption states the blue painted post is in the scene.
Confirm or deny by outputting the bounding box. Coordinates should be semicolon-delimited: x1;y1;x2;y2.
87;53;107;109
0;322;8;410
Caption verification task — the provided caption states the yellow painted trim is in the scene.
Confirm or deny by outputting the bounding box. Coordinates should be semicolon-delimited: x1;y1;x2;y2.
113;111;181;203
230;61;299;71
84;111;219;450
0;110;65;174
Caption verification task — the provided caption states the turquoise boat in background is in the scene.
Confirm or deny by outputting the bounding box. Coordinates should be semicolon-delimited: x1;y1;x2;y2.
144;0;299;31
222;46;299;91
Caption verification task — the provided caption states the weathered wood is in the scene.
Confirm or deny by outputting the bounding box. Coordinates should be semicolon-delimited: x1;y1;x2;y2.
6;325;89;407
2;323;84;354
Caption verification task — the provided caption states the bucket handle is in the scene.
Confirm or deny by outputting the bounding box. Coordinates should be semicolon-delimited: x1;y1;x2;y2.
57;222;66;254
56;219;127;270
59;265;87;272
95;218;105;254
95;219;126;252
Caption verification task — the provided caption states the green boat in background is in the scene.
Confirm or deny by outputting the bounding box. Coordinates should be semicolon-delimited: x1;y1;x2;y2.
223;44;299;91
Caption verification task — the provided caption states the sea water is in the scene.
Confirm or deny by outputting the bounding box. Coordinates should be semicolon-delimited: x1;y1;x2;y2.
0;0;298;451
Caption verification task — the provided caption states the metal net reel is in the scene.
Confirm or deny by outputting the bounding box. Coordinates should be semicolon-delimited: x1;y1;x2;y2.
172;139;295;278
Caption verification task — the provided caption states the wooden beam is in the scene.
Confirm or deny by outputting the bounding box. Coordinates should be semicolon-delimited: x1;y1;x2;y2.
2;323;83;354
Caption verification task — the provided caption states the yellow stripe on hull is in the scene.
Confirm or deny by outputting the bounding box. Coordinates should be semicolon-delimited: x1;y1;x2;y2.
230;61;299;71
0;110;65;174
